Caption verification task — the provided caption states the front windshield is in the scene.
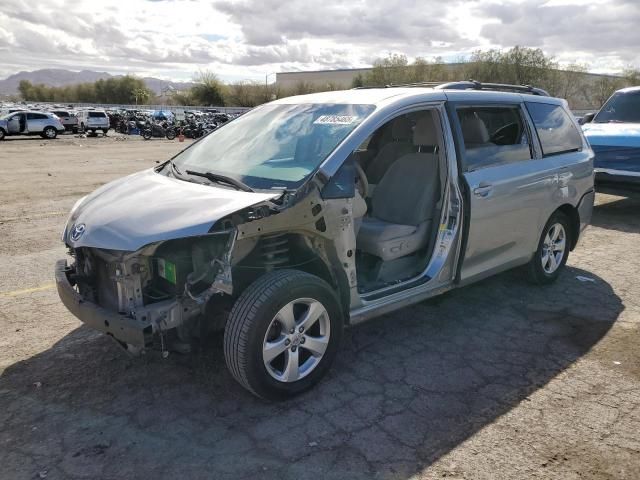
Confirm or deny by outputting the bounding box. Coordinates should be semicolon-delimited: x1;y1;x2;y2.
594;91;640;123
170;103;375;189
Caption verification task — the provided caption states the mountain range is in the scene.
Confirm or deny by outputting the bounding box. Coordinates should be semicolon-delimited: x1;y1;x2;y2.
0;69;195;95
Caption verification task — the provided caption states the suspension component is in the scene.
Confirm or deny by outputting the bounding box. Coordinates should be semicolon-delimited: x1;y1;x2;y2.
260;234;289;271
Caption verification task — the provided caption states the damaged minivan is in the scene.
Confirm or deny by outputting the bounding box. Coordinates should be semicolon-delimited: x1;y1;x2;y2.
56;82;595;399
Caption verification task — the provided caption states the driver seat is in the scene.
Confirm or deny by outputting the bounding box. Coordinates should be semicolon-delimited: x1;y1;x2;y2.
357;114;440;262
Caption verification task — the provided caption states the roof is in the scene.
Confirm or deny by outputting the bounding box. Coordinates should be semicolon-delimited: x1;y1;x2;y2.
616;86;640;94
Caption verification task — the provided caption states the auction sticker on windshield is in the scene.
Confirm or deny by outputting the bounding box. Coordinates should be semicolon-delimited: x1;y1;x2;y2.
314;115;358;125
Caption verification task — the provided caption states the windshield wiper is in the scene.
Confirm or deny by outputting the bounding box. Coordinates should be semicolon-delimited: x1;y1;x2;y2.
186;170;254;192
169;160;183;176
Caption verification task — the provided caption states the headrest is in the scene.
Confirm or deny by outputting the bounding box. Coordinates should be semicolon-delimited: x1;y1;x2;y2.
413;114;438;147
461;116;490;144
391;116;412;141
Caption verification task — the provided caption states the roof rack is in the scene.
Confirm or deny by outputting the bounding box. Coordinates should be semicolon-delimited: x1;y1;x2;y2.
353;79;550;96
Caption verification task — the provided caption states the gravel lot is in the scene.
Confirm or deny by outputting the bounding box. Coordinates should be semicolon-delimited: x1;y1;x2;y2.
0;134;638;480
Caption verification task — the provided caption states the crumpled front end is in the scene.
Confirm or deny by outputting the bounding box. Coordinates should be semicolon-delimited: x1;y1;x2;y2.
56;232;234;351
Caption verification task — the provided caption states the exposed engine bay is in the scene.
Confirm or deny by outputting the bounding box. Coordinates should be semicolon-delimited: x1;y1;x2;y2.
60;182;359;353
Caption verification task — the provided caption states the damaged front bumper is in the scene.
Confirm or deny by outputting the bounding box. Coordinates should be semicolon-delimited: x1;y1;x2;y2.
56;259;154;347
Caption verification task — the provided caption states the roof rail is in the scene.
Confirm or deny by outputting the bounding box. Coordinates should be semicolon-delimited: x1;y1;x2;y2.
353;79;550;96
435;80;550;96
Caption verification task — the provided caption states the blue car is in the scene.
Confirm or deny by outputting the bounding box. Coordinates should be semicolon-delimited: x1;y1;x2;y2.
582;86;640;194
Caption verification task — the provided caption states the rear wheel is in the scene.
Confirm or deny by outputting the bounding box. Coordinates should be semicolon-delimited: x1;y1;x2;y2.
102;128;109;135
43;127;57;139
224;270;343;400
142;130;152;140
0;129;5;140
165;129;176;140
527;211;571;285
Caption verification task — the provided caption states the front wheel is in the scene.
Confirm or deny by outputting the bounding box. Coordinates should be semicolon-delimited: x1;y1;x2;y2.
0;129;5;141
142;130;152;140
527;211;571;285
165;129;176;140
224;270;344;400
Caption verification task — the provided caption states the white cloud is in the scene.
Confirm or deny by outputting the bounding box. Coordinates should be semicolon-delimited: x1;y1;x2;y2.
0;0;638;81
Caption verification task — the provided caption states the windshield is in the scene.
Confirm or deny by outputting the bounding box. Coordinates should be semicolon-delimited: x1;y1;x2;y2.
170;103;375;189
594;91;640;123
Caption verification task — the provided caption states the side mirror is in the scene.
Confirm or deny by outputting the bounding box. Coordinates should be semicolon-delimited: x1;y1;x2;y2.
580;112;596;125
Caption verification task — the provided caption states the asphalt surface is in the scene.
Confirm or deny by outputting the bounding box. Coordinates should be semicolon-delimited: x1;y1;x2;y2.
0;134;638;479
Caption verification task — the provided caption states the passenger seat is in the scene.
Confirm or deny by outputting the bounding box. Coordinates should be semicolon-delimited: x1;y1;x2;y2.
366;116;415;183
357;115;441;262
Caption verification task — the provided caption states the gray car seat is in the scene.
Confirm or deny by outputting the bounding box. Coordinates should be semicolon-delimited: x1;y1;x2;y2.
366;116;415;183
357;114;441;262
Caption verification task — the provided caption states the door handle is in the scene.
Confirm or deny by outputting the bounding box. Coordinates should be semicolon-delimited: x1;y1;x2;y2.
473;183;493;197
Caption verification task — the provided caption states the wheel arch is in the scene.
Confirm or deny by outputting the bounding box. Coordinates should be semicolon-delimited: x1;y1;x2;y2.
231;232;351;317
555;203;580;251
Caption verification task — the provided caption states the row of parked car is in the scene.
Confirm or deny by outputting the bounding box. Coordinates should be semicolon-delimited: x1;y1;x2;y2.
0;105;110;140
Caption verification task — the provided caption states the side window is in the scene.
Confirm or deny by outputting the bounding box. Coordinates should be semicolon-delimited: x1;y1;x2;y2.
525;102;582;156
27;113;47;120
456;106;532;171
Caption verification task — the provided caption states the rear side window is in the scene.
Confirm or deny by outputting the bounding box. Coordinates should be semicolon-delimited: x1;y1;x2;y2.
456;106;532;171
88;112;107;118
525;102;582;156
53;111;68;117
27;113;49;120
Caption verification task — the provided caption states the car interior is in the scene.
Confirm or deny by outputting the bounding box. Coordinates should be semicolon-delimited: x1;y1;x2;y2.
8;113;27;133
353;109;445;292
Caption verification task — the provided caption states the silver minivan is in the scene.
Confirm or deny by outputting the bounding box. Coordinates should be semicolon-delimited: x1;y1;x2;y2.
56;82;595;399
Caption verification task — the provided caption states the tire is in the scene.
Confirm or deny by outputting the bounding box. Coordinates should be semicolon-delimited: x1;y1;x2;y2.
527;211;571;285
102;128;109;135
224;269;344;400
142;130;152;140
0;129;5;141
165;129;176;140
72;126;78;134
42;126;57;139
80;122;85;132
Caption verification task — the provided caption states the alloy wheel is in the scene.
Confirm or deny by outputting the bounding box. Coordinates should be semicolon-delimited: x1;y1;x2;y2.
541;223;566;274
262;298;330;382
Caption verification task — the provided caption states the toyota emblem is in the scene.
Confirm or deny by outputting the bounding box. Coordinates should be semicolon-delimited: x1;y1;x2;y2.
70;223;86;242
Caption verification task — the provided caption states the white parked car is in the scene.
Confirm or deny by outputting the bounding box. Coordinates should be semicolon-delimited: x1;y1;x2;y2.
76;110;110;135
0;111;65;140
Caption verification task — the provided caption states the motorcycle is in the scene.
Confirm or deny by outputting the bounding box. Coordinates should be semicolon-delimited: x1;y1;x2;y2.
142;121;176;140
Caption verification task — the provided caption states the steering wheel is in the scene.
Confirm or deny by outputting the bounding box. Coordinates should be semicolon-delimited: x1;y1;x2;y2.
354;161;369;199
490;122;519;145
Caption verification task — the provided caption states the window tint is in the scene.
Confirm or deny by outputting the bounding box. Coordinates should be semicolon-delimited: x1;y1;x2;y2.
594;91;640;123
52;111;68;117
88;112;107;118
457;106;531;171
27;113;48;120
525;102;582;156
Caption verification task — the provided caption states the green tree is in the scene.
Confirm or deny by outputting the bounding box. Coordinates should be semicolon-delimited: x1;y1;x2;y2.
190;71;226;106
